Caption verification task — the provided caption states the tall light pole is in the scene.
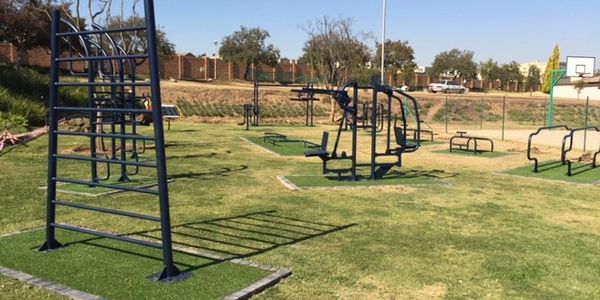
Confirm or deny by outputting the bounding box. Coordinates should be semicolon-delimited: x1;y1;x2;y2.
380;0;387;84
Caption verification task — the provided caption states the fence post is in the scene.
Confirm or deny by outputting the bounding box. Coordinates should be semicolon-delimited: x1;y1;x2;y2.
445;96;448;134
272;67;276;82
584;96;589;151
292;62;296;83
502;96;506;141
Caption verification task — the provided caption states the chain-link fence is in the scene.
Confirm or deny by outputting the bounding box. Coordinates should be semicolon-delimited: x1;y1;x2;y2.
418;95;600;139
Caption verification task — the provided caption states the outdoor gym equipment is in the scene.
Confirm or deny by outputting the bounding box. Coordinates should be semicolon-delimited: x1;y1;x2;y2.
300;81;421;180
449;131;494;154
290;83;319;126
40;1;187;283
394;118;434;142
362;103;385;133
238;80;260;130
561;126;600;176
527;125;571;172
263;132;321;149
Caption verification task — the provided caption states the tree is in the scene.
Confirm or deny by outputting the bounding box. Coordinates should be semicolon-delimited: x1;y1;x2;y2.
525;65;541;95
498;61;524;90
299;16;372;121
106;16;176;57
219;26;280;80
573;79;585;100
479;59;500;80
0;0;52;67
429;49;477;80
374;40;417;86
300;16;371;88
541;44;560;93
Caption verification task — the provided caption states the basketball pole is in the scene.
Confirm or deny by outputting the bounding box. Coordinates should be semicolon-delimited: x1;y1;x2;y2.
546;69;566;127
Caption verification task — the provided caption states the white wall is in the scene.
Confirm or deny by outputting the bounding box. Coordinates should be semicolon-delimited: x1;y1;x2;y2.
554;85;600;101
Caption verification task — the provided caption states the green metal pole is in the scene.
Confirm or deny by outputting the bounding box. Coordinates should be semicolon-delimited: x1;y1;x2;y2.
584;96;589;151
546;69;566;127
502;96;506;141
445;96;448;134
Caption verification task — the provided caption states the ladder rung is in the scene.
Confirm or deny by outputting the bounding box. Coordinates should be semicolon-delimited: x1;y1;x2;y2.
54;107;150;114
54;130;154;141
56;54;149;62
53;177;160;195
55;82;151;87
52;223;162;249
56;26;147;37
54;154;157;168
53;200;160;222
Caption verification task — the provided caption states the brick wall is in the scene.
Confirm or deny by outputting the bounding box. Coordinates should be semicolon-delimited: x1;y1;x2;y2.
0;42;540;92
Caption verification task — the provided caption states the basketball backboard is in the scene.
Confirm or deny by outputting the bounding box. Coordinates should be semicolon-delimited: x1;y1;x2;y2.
566;56;595;77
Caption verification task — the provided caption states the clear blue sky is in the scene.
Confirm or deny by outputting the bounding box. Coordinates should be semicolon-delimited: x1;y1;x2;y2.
154;0;599;68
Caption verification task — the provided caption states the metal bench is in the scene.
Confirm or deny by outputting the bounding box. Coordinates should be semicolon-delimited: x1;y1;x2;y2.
449;131;494;154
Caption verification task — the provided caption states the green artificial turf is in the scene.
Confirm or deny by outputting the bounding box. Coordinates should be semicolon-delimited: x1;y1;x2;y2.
432;149;511;158
284;169;447;188
503;161;600;184
0;230;270;299
246;136;319;156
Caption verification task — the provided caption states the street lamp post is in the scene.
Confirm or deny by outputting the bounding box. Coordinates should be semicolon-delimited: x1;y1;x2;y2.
380;0;387;84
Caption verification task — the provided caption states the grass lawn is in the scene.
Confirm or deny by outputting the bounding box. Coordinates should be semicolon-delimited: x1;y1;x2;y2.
245;136;319;156
283;169;449;188
432;149;512;158
50;176;160;196
2;122;600;299
503;160;600;184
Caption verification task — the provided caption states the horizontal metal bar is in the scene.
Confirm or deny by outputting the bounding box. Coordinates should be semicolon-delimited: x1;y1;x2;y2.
54;200;160;222
52;223;162;249
55;82;151;87
56;26;147;37
54;130;155;141
54;154;157;168
56;54;148;62
54;107;149;114
54;177;159;195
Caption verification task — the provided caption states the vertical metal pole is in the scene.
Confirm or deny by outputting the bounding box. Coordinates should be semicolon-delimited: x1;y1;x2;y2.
445;96;448;134
351;84;358;181
370;88;378;179
380;0;387;84
547;70;565;127
88;55;98;182
543;98;547;127
502;96;506;141
583;96;589;151
118;58;129;182
144;0;180;280
40;9;62;251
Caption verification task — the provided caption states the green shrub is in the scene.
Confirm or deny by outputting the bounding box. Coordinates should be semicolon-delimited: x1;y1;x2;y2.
0;88;47;126
0;112;28;133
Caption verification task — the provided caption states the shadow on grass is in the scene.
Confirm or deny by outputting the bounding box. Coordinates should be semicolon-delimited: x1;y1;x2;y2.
63;210;356;274
167;150;232;160
320;169;458;182
168;165;249;180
